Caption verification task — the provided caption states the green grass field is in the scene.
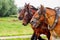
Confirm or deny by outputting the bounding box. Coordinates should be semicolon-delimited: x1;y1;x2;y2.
0;17;33;36
6;38;30;40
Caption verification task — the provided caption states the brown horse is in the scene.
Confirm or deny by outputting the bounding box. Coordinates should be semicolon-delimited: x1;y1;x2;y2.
18;3;29;20
30;5;60;40
30;5;50;40
18;3;43;40
21;4;45;40
18;3;37;20
22;4;50;40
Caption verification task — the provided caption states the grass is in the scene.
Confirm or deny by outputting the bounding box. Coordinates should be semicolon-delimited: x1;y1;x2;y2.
6;38;30;40
0;17;33;36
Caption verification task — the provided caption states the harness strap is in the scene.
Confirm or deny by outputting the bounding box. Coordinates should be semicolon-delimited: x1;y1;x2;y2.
48;9;59;30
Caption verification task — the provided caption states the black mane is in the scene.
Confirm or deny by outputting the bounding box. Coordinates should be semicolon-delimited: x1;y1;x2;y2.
46;7;55;11
31;6;38;10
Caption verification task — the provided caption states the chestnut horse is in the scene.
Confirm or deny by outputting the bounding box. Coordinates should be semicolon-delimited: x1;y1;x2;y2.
22;4;50;40
30;5;50;40
30;5;60;40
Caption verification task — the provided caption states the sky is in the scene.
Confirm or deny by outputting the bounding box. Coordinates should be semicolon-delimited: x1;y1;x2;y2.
14;0;60;8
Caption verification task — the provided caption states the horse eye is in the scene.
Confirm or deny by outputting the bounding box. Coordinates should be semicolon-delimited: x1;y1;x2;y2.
36;18;39;20
34;19;37;22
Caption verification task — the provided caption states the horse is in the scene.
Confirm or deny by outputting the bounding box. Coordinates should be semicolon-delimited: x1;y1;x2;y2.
22;4;50;40
18;3;37;20
30;5;51;40
30;5;60;40
18;3;29;20
20;3;45;40
18;3;43;40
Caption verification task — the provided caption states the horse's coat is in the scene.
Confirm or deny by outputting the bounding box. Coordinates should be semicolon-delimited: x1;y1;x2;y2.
30;5;60;40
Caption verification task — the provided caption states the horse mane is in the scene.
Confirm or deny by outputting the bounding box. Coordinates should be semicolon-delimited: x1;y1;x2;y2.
31;5;38;10
46;7;56;11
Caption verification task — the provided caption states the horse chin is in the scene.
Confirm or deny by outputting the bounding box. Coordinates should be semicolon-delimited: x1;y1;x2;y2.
18;17;23;20
22;23;28;26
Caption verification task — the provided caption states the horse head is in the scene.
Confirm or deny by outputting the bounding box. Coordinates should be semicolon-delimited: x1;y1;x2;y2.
30;5;56;29
18;3;29;20
30;5;46;28
22;4;38;26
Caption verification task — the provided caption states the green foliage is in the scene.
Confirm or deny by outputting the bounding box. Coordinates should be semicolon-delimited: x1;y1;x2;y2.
0;0;17;17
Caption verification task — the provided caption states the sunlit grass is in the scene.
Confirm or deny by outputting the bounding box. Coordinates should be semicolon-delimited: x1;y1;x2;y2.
6;38;30;40
0;17;33;36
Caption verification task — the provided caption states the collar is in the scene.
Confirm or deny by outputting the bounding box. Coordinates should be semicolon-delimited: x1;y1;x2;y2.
48;9;58;30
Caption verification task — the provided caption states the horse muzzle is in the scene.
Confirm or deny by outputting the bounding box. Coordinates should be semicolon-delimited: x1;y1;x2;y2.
30;21;38;28
22;23;27;26
18;17;23;20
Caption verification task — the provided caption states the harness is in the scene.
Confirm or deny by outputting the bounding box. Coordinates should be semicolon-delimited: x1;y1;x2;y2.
47;7;60;30
38;7;60;30
33;7;60;30
48;10;58;30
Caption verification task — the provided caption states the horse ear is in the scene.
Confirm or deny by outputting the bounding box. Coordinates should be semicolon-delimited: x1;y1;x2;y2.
27;3;30;8
28;3;30;5
40;5;44;11
25;3;27;5
28;3;30;6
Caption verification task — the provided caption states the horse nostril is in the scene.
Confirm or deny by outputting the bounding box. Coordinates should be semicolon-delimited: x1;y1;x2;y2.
23;23;24;25
30;21;34;24
23;23;25;25
32;21;33;23
18;17;23;20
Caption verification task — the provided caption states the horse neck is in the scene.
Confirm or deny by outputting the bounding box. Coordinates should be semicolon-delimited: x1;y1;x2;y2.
30;8;37;15
45;8;56;27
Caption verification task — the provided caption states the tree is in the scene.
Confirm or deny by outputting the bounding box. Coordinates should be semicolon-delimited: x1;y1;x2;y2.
0;0;17;17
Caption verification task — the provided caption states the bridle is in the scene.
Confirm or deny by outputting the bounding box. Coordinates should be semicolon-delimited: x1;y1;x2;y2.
24;5;35;23
31;8;46;28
